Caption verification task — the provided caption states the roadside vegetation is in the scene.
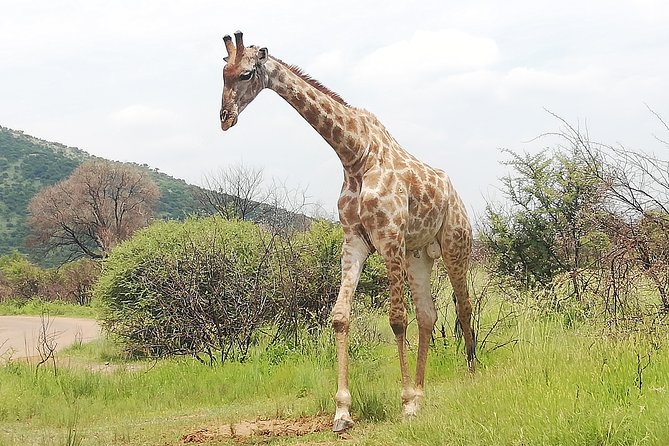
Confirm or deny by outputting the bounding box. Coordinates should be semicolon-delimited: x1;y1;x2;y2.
0;298;96;317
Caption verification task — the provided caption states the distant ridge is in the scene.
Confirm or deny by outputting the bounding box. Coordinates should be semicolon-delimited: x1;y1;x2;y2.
1;126;91;162
0;125;202;263
0;126;311;265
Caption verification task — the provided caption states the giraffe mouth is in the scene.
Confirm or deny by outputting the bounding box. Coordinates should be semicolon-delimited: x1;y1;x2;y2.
220;110;238;131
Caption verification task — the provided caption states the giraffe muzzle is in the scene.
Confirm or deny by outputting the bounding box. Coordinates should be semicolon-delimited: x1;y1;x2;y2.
220;109;238;131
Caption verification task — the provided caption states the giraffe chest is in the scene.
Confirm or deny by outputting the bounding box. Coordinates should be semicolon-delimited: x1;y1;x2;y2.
338;170;447;252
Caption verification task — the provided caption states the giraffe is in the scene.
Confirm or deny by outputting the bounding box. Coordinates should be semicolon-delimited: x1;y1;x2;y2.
219;31;475;432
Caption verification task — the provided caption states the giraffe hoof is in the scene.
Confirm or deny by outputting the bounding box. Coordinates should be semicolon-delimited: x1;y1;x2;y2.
402;399;420;418
332;417;354;433
402;387;423;417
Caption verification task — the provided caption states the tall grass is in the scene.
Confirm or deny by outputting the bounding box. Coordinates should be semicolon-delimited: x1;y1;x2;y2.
363;313;669;445
1;301;668;445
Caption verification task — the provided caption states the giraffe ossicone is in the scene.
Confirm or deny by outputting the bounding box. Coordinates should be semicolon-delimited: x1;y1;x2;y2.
219;31;476;432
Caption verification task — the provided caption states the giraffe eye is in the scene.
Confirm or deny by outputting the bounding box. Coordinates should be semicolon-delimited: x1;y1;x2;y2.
239;70;254;81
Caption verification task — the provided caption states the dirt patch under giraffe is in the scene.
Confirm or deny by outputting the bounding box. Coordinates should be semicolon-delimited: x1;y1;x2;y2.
182;415;332;443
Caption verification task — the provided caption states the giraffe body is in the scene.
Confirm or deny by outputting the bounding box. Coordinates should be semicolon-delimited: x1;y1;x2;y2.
219;32;475;432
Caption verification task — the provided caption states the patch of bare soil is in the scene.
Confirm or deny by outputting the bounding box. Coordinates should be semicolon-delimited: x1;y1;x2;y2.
182;415;332;443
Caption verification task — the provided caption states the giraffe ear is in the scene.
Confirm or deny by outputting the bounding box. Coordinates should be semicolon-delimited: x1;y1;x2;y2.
258;47;269;64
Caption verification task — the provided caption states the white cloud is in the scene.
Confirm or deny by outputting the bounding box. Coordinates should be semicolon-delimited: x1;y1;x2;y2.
352;29;499;85
307;49;349;77
494;66;609;102
109;104;178;128
503;66;603;90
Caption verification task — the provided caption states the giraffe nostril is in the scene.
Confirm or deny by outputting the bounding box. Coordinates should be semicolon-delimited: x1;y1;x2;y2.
220;109;228;122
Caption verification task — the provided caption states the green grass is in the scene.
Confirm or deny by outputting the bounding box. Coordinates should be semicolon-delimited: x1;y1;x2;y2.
0;298;96;318
369;319;669;446
1;304;668;445
0;337;339;445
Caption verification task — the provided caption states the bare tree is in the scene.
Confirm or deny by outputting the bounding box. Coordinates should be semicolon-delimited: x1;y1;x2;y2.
197;164;269;220
548;109;669;312
27;160;160;259
196;164;312;233
260;177;312;233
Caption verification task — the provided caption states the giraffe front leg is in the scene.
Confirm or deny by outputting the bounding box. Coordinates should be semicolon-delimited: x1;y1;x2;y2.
385;256;419;417
331;236;369;433
407;248;437;415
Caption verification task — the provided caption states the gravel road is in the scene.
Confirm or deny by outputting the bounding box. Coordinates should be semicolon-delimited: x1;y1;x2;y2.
0;316;100;359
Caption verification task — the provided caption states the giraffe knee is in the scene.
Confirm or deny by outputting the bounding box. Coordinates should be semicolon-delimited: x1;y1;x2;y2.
332;317;349;333
390;320;406;336
332;308;350;333
389;310;407;336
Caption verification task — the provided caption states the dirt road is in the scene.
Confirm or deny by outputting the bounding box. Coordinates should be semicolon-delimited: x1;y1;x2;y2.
0;316;100;359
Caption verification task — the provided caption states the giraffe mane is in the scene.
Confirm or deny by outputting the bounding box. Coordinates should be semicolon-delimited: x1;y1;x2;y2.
273;57;350;107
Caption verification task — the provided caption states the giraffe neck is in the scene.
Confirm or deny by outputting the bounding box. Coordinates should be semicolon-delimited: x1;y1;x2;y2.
265;57;369;171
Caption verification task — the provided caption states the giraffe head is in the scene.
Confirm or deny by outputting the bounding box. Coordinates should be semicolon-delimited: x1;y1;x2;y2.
220;31;269;131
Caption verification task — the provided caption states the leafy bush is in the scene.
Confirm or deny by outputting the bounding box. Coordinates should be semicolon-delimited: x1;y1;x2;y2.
0;252;99;304
272;220;343;338
94;217;384;363
0;251;42;300
94;217;267;362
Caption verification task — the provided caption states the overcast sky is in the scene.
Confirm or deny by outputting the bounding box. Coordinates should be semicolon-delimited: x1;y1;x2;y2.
1;1;668;221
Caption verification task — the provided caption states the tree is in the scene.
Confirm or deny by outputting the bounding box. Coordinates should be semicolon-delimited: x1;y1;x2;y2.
196;163;312;233
197;164;269;221
27;160;160;259
557;109;669;311
483;110;669;314
481;147;606;297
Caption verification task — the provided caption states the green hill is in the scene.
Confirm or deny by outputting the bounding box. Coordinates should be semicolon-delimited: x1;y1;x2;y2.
0;126;202;261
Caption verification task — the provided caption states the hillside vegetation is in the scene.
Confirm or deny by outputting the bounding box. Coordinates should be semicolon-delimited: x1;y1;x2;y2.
0;126;202;262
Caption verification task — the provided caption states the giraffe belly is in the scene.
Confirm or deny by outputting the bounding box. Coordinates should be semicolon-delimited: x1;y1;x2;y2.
405;208;444;251
405;231;440;252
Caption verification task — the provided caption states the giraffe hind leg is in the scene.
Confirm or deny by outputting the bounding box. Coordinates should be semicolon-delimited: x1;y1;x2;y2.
441;233;476;371
449;271;476;371
452;290;476;368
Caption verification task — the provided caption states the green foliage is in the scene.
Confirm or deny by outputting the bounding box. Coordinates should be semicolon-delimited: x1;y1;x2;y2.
0;251;99;305
94;217;378;363
481;149;606;292
145;168;203;219
277;220;344;334
359;252;389;308
0;251;42;299
0;298;97;317
94;217;266;361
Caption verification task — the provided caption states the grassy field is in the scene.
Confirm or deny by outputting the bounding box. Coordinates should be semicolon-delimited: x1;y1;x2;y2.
0;300;668;445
